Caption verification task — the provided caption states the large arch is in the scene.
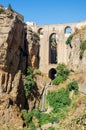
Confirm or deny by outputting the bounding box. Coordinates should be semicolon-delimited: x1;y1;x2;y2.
48;68;56;80
49;33;57;64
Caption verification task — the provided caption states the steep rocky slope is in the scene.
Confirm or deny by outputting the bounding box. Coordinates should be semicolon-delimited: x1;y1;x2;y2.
0;7;41;129
27;26;40;68
0;8;27;128
67;26;86;72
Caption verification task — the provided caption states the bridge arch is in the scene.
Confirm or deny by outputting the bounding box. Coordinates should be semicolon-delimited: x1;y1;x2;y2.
65;26;72;34
48;68;56;80
49;33;57;64
38;28;44;35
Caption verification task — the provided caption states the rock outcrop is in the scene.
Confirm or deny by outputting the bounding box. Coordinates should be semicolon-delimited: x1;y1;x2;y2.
27;26;40;68
0;7;40;129
68;27;86;72
0;8;27;128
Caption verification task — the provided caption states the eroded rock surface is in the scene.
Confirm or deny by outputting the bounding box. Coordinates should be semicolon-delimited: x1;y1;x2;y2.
0;8;41;129
0;8;27;128
68;27;86;72
27;27;40;68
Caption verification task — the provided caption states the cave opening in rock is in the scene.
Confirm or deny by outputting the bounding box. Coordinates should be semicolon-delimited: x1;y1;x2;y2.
49;68;56;80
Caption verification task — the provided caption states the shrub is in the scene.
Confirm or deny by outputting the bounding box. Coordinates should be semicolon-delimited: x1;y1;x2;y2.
0;8;5;14
27;66;33;76
33;32;40;41
80;50;84;59
32;108;40;119
52;75;65;85
39;113;50;125
48;127;55;130
22;110;33;126
29;122;36;130
53;64;70;85
66;35;73;48
47;88;71;113
33;69;41;75
56;63;70;78
22;108;58;128
24;66;35;97
67;80;78;94
79;40;86;59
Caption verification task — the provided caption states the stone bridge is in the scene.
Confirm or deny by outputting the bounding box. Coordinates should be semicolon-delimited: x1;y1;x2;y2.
27;21;86;77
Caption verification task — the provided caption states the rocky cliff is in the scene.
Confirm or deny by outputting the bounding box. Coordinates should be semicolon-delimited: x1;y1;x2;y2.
67;27;86;72
0;7;41;129
27;26;40;68
0;8;27;128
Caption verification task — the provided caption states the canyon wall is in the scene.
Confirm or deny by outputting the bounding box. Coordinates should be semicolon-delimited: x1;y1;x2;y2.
0;8;27;128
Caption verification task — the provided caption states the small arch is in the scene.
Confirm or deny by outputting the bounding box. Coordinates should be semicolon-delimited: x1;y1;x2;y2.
49;68;56;80
49;33;57;64
38;28;44;35
65;26;72;34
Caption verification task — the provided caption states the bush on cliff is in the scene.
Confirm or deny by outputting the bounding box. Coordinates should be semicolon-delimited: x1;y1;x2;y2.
0;8;5;14
67;80;79;94
66;35;73;48
79;40;86;59
47;88;71;113
52;63;70;85
24;66;35;97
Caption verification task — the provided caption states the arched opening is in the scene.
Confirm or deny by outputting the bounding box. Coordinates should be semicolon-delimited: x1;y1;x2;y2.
65;26;72;34
38;28;44;35
49;33;57;64
49;68;56;80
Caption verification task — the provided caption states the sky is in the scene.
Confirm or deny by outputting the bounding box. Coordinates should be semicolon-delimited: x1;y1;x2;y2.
0;0;86;25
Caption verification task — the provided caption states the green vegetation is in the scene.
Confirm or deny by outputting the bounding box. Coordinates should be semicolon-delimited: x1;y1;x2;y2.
66;35;73;48
22;110;33;127
52;63;70;85
47;88;71;113
48;127;55;130
79;40;86;59
0;8;5;14
50;38;56;43
33;69;41;75
52;76;65;85
67;80;79;94
24;66;35;97
22;79;79;129
33;32;40;41
47;80;78;119
22;108;58;128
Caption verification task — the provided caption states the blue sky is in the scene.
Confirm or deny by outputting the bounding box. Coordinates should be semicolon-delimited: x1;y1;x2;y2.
0;0;86;25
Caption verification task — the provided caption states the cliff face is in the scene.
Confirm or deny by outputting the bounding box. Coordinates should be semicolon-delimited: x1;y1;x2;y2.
0;8;40;128
67;27;86;72
27;27;40;68
0;9;27;128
